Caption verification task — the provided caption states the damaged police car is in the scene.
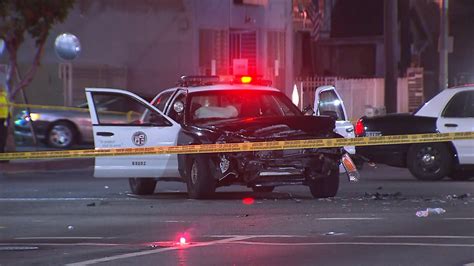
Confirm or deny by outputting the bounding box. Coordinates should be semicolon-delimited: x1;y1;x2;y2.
85;76;358;199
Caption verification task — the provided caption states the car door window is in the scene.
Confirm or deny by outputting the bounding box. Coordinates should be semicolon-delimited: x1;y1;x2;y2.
92;92;170;126
153;91;174;112
318;90;346;121
442;91;474;118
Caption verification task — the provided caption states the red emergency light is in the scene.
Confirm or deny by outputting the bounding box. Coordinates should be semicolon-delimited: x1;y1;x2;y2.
240;76;253;84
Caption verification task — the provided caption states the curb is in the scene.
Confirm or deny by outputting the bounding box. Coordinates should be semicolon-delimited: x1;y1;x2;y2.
0;158;93;174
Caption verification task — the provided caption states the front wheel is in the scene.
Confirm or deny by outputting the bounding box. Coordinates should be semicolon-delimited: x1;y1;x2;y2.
186;156;216;199
407;143;452;181
308;170;339;198
129;178;157;195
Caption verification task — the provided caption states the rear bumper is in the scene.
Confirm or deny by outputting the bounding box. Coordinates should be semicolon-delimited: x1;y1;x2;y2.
356;145;409;167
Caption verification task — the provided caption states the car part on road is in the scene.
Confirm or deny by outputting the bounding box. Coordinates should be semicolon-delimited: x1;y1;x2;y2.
407;143;452;181
415;207;446;217
47;121;76;148
128;178;157;195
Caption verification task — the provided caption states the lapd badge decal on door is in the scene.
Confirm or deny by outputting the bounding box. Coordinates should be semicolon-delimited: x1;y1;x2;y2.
132;131;147;146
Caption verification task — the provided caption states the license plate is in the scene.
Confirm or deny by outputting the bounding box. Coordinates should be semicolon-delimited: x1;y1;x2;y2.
342;153;360;182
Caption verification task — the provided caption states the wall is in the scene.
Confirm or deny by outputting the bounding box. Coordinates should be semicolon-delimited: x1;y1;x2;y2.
298;77;409;120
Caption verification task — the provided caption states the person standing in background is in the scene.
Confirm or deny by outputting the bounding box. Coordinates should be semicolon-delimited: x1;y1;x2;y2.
0;86;9;154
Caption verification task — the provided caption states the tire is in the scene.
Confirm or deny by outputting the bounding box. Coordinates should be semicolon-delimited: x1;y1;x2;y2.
448;170;473;181
407;143;452;181
186;156;216;199
252;186;275;193
129;178;157;195
308;170;340;198
47;122;76;149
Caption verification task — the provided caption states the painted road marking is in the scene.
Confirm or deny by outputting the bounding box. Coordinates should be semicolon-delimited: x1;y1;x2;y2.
315;217;384;220
356;235;474;239
14;237;109;240
66;236;254;266
231;241;474;248
0;198;134;201
443;218;474;220
64;234;474;265
0;243;124;247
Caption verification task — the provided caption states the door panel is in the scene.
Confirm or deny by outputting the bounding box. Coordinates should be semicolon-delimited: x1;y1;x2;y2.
437;91;474;164
314;86;355;155
85;88;181;178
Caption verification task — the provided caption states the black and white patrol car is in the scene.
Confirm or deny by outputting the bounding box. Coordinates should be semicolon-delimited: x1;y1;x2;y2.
355;85;474;181
85;76;358;199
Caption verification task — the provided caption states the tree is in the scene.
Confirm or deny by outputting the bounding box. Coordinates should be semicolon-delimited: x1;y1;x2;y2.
0;0;74;151
0;0;75;100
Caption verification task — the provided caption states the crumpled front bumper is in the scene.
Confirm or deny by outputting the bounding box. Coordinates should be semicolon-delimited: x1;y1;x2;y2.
213;148;347;187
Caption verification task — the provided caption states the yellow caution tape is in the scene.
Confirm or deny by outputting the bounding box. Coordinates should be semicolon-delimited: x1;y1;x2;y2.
1;103;87;112
1;132;474;161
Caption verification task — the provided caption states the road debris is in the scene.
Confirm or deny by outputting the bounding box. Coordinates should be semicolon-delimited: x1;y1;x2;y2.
364;192;404;200
415;208;446;217
67;225;74;230
324;231;345;236
446;193;471;200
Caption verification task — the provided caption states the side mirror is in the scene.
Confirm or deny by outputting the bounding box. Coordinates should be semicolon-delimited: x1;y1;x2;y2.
173;101;184;113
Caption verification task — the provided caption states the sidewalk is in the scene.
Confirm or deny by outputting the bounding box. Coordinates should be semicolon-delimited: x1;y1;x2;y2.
0;158;94;174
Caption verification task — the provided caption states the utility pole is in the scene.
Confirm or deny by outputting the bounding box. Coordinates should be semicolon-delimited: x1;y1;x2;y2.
384;0;398;113
439;0;449;91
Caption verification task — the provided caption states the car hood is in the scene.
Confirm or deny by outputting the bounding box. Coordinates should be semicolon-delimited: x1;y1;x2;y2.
195;116;337;142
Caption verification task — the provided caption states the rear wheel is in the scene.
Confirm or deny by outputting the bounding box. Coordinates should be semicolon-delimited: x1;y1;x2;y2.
252;186;275;193
186;156;216;199
407;143;452;181
129;178;157;195
308;170;339;198
47;122;76;148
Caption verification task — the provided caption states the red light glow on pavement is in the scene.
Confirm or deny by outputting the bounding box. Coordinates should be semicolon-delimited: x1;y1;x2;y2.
242;197;255;205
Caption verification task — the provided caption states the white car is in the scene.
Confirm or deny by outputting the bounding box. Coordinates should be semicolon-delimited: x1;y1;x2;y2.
356;85;474;180
85;76;358;198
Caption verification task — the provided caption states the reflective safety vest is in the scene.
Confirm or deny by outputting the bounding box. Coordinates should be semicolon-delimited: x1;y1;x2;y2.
0;91;9;119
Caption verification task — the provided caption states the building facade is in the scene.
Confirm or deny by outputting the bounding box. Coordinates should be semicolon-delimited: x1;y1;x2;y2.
1;0;294;106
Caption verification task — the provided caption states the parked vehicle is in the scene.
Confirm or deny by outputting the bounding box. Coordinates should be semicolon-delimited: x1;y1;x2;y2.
85;76;358;199
355;85;474;181
14;98;138;149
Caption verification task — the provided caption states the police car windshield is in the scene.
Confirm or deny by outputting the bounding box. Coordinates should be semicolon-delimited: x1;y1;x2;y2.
188;90;301;123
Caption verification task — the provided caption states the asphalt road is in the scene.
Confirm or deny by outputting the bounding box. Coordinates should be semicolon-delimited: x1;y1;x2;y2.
0;164;473;266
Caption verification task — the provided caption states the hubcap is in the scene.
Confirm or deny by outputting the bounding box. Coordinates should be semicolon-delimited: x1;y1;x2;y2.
416;146;441;174
49;125;72;147
191;161;198;185
422;154;435;164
